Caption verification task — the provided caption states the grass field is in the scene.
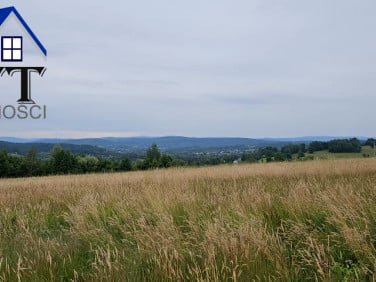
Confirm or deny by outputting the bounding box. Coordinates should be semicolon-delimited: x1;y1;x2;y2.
308;145;375;159
0;159;376;281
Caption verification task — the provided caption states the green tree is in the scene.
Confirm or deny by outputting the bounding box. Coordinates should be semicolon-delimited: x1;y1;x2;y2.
0;150;9;177
161;154;173;168
50;145;77;174
256;147;278;159
144;144;162;169
134;159;146;170
7;155;25;177
281;143;306;155
273;152;285;162
328;138;361;153
364;138;375;148
97;158;115;172
308;141;328;153
297;151;305;159
242;153;257;163
76;155;100;173
119;157;132;171
25;147;41;176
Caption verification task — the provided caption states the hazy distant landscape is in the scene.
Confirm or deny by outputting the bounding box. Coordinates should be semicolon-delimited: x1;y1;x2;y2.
0;135;371;156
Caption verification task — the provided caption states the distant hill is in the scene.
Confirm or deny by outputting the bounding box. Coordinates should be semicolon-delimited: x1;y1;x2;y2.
25;136;294;153
0;137;37;143
0;141;120;158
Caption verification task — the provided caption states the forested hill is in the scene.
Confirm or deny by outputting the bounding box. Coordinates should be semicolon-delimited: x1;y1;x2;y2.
0;141;118;158
5;136;299;153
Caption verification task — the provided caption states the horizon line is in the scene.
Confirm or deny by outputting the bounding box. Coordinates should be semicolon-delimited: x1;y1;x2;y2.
0;135;372;140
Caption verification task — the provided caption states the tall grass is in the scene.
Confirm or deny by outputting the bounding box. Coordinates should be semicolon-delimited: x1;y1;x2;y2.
0;159;376;281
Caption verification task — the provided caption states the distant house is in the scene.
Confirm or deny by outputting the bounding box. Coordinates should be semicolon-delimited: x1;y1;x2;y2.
233;158;241;164
0;6;47;64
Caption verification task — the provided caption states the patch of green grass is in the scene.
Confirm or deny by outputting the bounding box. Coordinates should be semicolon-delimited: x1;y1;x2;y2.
39;211;70;240
171;203;191;234
309;146;375;160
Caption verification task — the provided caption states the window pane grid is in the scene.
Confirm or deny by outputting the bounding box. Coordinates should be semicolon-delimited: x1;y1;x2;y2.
1;36;23;62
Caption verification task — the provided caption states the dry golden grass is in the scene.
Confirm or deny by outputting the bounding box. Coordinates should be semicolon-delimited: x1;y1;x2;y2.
0;158;376;281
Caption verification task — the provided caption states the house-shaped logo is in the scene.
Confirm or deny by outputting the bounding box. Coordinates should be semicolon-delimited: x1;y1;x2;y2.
0;6;47;64
0;6;47;108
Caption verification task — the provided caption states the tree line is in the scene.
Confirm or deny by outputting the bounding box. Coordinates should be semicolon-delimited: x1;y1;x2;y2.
307;138;363;153
0;144;181;178
242;138;370;163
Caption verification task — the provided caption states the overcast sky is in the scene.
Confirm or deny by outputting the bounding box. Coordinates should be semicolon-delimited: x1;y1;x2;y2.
0;0;375;138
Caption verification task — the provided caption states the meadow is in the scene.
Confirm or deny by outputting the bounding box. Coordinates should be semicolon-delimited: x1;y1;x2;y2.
0;158;376;281
308;145;375;160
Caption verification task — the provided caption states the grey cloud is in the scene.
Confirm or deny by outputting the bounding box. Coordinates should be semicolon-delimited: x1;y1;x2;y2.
0;0;375;138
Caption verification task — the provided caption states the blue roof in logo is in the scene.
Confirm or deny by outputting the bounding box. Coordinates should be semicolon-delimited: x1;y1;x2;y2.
0;6;47;56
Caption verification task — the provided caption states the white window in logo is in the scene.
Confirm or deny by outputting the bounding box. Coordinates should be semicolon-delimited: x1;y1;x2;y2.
1;37;23;62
